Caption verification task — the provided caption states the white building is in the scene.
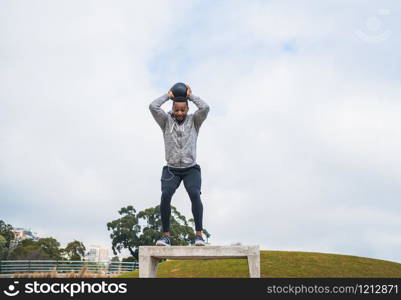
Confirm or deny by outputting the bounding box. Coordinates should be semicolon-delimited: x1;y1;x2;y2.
85;245;109;262
99;248;109;261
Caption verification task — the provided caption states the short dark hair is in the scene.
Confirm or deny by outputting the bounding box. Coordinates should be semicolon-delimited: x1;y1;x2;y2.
173;100;188;107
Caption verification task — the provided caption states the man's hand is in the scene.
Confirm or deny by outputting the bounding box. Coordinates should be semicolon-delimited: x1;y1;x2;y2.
185;84;192;98
167;89;174;99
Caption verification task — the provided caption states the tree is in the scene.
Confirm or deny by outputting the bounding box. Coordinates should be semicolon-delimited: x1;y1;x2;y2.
0;235;7;259
8;239;50;260
63;240;86;261
107;205;198;261
0;220;14;257
122;256;136;263
107;206;140;260
37;237;62;260
111;256;120;262
8;237;63;260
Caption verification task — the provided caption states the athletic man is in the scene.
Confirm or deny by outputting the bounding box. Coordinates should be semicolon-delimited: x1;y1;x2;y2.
149;82;210;246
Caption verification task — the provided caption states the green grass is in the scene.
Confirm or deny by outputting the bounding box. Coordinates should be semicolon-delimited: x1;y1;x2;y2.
117;250;401;278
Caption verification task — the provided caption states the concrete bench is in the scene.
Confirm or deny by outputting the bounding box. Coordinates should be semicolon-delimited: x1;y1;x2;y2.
138;245;260;278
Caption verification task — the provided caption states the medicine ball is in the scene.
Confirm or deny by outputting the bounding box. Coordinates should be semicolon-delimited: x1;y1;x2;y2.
171;82;188;102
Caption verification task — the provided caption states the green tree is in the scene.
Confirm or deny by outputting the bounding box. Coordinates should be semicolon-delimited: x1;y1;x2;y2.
63;240;86;261
0;235;7;259
111;256;120;262
9;237;63;260
107;206;140;259
0;220;14;255
37;237;62;260
122;256;136;262
8;239;50;260
107;205;197;261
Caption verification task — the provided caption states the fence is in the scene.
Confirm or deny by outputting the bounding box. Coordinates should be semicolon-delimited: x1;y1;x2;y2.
0;260;138;275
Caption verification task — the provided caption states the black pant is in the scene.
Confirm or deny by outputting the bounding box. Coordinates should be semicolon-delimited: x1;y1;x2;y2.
160;164;203;232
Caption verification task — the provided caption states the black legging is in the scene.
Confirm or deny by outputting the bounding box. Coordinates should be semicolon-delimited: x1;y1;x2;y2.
160;164;203;232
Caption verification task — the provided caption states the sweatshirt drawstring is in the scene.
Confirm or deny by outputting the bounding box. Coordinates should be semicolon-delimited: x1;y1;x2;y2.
170;119;185;134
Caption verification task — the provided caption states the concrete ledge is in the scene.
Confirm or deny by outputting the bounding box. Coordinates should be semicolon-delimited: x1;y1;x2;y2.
139;245;260;278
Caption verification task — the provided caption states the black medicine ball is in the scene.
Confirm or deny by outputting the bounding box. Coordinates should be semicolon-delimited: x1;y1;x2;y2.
171;82;188;102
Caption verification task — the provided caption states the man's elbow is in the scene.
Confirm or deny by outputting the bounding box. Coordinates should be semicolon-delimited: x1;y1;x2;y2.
201;103;210;112
198;105;210;119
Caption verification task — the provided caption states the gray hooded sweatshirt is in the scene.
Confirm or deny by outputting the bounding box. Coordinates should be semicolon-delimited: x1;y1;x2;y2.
149;93;210;168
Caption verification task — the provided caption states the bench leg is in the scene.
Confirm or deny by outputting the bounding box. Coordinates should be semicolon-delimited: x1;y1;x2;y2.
247;254;261;278
139;255;159;278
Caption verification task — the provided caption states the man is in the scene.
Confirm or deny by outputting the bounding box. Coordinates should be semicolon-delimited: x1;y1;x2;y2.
149;82;210;246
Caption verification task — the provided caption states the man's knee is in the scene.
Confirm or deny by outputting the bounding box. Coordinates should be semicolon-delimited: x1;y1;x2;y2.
186;186;201;200
161;187;175;199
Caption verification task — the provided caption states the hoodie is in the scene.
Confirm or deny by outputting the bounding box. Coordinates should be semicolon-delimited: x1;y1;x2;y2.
149;93;210;168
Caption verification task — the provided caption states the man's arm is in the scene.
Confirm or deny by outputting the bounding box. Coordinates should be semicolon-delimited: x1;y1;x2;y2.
149;93;170;130
190;94;210;131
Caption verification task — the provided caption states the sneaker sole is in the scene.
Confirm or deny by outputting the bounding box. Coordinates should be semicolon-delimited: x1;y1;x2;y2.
156;241;171;246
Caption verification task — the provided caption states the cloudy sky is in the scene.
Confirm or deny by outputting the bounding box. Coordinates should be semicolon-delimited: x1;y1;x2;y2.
1;0;401;263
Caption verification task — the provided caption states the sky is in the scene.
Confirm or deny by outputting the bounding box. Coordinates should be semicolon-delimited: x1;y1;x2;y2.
1;0;401;263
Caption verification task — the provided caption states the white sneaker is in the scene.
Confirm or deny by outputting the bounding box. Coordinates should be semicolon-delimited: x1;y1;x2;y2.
156;236;171;246
194;235;206;246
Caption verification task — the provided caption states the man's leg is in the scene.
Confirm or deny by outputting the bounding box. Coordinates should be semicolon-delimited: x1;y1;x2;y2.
160;166;181;236
183;165;203;235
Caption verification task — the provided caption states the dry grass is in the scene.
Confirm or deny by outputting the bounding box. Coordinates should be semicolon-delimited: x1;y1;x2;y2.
13;266;120;278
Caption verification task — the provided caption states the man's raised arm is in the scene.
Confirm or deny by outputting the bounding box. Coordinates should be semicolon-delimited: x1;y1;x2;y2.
190;94;210;131
149;93;170;130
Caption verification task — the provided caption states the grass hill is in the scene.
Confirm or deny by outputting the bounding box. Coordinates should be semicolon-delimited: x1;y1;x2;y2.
117;250;401;278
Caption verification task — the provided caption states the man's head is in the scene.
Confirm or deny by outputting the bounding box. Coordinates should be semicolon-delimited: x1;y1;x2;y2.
170;82;189;121
172;100;189;122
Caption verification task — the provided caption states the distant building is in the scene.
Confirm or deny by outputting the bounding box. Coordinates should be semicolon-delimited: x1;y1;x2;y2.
85;245;109;262
99;248;109;261
12;227;39;242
